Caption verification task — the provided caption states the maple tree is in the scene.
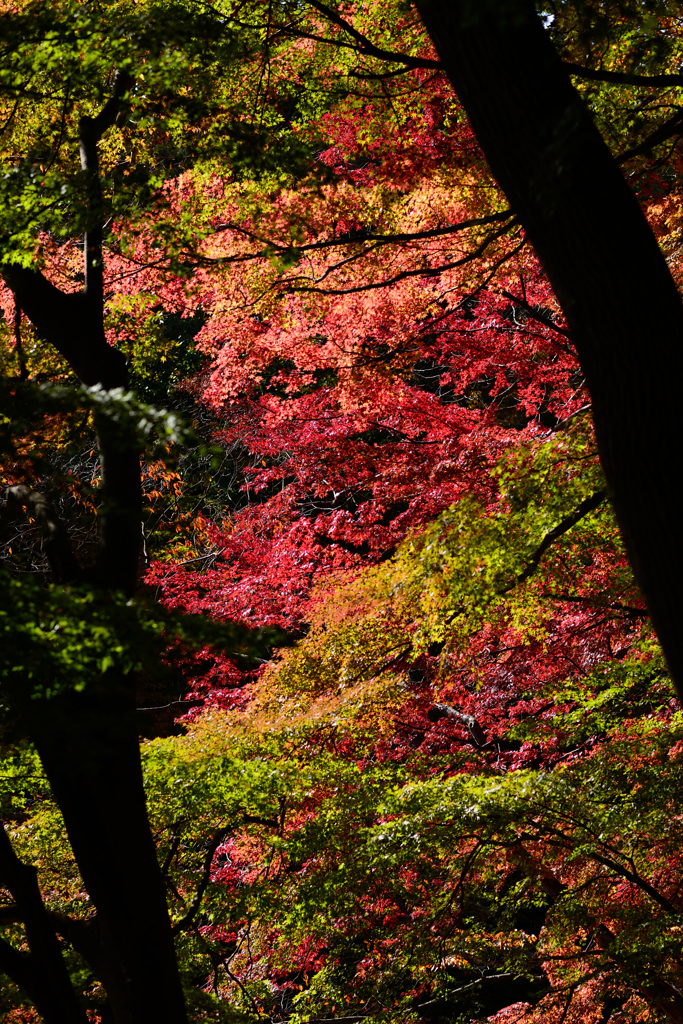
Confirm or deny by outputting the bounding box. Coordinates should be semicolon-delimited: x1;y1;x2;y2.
2;1;683;1023
0;2;286;1020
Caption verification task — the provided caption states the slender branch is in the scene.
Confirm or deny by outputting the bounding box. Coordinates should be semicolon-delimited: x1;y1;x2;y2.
171;830;229;935
550;403;592;432
418;489;612;668
410;972;546;1012
348;66;423;81
589;850;677;913
6;484;82;583
541;592;648;617
191;210;515;267
304;0;441;69
565;61;683;89
284;223;519;296
136;700;204;712
501;289;572;338
506;489;609;592
617;108;683;163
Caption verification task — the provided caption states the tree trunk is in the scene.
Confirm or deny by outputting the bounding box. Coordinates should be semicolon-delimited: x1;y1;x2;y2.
1;66;189;1021
27;683;188;1024
415;0;683;695
1;265;187;1021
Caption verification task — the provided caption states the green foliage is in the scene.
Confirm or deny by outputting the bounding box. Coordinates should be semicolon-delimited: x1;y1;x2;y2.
510;633;673;746
0;0;324;267
3;1;683;1020
123;699;683;1021
0;569;277;715
271;424;615;710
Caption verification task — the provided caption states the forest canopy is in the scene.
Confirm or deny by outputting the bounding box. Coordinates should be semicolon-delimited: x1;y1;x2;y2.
2;1;683;1023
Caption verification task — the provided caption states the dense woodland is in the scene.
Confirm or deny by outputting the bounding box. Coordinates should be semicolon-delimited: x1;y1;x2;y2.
2;1;683;1021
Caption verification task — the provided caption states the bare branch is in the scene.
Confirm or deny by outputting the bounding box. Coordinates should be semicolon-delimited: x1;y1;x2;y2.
501;289;572;338
550;403;592;432
189;210;515;268
427;704;487;747
6;484;82;584
284;222;519;296
136;700;204;714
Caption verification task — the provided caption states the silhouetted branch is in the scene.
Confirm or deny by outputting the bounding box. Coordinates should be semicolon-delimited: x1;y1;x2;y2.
6;484;82;583
509;489;609;590
171;830;229;935
565;62;683;89
0;825;88;1023
304;0;441;69
618;108;683;164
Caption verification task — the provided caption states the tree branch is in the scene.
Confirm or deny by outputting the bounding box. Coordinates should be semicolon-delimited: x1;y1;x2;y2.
588;850;676;913
0;271;127;389
501;288;572;338
171;830;229;935
6;484;82;583
507;489;609;591
0;934;34;999
191;210;515;268
2;70;132;389
565;62;683;89
617;108;683;164
304;0;441;69
79;70;132;306
283;223;520;296
0;825;88;1023
541;592;648;617
427;704;487;747
3;70;141;595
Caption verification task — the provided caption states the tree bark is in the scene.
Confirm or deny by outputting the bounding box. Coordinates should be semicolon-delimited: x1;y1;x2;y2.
1;70;187;1019
0;265;187;1019
415;0;683;695
26;685;188;1024
0;827;89;1024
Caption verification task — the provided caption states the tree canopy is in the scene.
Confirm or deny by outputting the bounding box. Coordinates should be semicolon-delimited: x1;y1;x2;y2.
2;1;683;1022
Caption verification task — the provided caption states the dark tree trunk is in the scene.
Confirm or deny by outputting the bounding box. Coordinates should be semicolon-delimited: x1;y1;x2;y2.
0;827;89;1024
415;0;683;694
27;685;188;1024
0;268;188;1022
0;65;187;1024
2;278;186;1021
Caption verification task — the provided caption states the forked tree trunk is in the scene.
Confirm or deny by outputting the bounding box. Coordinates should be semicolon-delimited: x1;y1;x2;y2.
2;269;188;1023
416;0;683;696
1;65;190;1021
27;686;188;1024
